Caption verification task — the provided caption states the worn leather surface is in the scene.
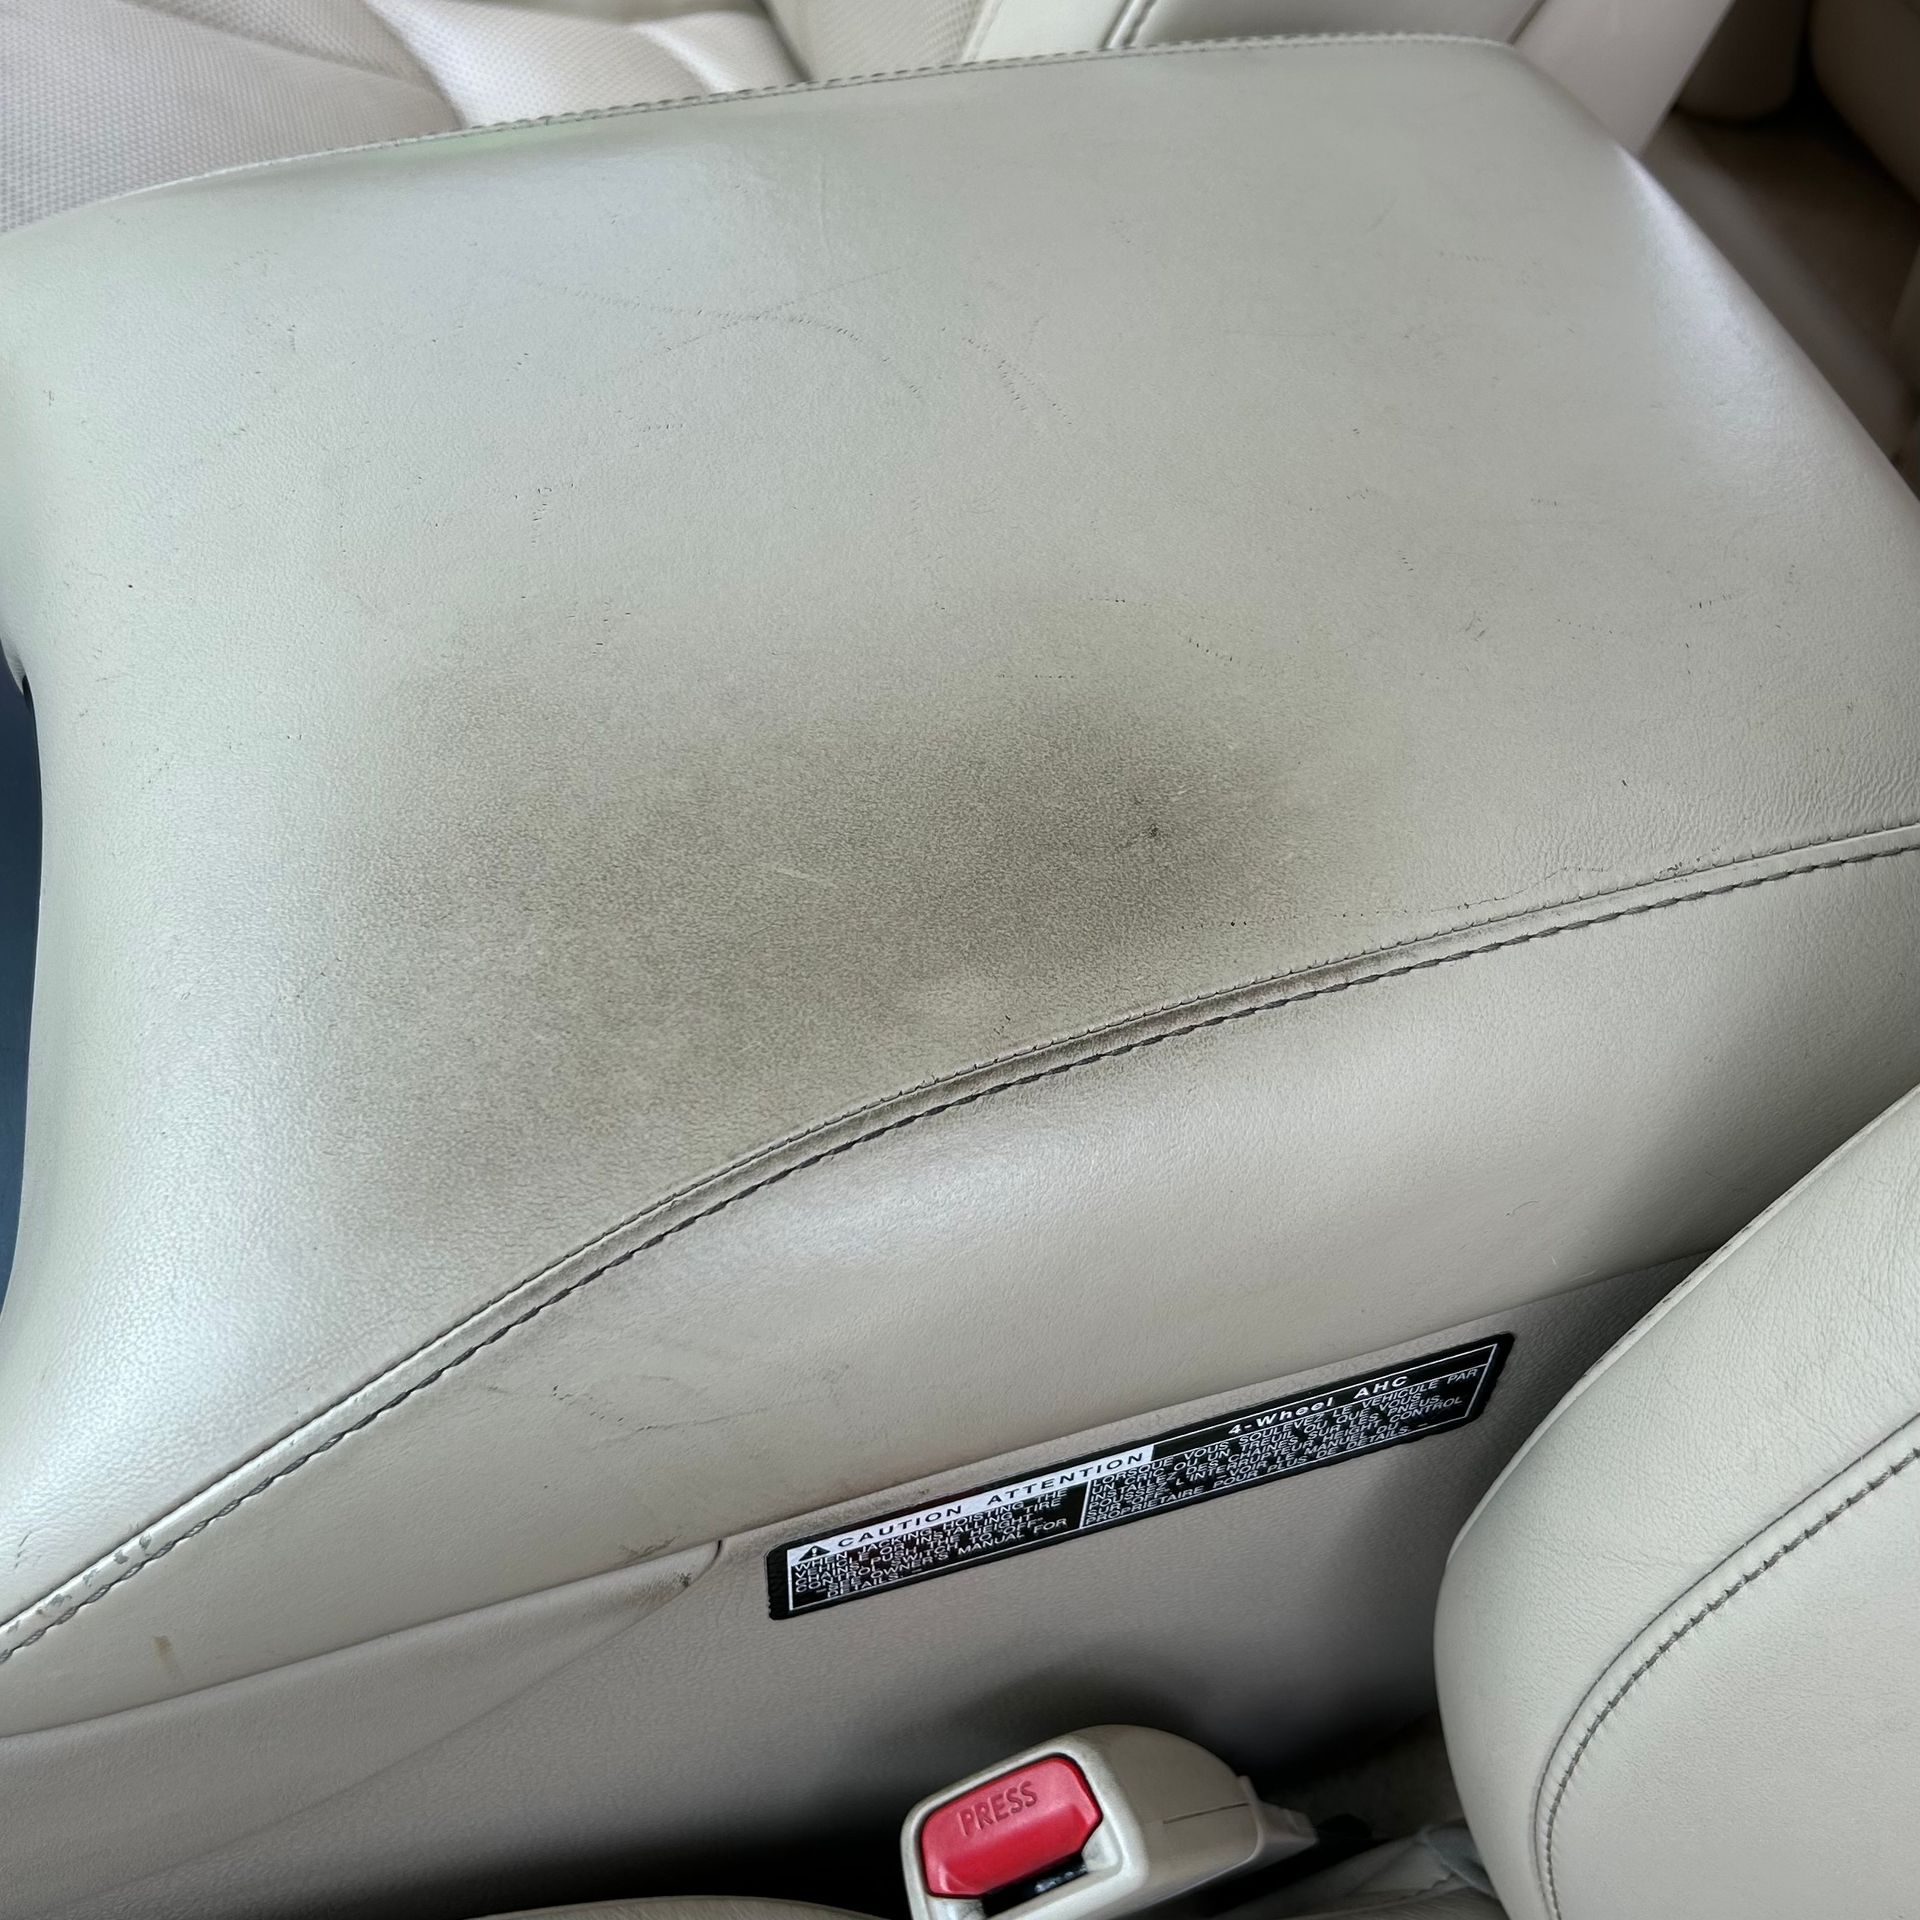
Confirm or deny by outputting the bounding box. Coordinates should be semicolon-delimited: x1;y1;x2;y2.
1438;1084;1920;1920
2;39;1920;1736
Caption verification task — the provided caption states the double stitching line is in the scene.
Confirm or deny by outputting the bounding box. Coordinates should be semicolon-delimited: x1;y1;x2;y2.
1538;1429;1920;1918
126;33;1502;196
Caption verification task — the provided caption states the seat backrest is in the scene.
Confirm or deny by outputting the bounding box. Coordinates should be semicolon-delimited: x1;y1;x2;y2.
1437;1084;1920;1920
763;0;1738;149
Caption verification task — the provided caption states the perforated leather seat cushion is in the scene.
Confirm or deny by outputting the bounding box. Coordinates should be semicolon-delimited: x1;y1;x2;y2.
0;0;796;233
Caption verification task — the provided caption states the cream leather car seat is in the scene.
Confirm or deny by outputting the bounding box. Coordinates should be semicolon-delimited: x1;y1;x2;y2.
1436;1093;1920;1920
0;0;800;233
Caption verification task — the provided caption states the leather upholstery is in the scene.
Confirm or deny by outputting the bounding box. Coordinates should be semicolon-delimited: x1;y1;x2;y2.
763;1;1536;75
1438;1084;1920;1920
364;0;797;118
0;0;794;233
0;0;457;232
3;33;1920;1920
489;1039;1920;1920
0;0;1736;242
1513;0;1735;147
0;1280;1660;1920
3;0;1749;244
769;2;1732;148
4;34;1920;1735
762;0;996;74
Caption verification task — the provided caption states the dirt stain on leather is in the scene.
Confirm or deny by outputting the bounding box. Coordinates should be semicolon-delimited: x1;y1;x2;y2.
286;583;1394;1257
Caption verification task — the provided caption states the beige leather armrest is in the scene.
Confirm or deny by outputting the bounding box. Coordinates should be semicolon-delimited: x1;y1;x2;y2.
2;39;1920;1741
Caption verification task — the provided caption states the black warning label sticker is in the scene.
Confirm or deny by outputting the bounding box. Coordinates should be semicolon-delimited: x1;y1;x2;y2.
767;1334;1511;1619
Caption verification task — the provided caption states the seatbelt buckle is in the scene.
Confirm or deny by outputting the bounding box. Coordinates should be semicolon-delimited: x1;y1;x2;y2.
902;1725;1315;1920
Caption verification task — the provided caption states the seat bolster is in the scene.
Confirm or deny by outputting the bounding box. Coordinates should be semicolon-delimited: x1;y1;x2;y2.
0;0;457;233
366;0;799;121
1438;1087;1920;1920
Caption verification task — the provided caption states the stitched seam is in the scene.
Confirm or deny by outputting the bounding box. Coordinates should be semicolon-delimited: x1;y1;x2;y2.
111;0;446;91
941;814;1920;1067
98;32;1507;202
435;816;1920;1253
1538;1431;1920;1920
3;834;1916;1667
1453;1086;1920;1565
52;0;1881;1475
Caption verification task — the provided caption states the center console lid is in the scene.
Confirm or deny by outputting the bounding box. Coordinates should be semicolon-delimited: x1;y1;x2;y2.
2;39;1920;1748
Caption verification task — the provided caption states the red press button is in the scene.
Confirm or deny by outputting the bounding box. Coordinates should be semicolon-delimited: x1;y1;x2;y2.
919;1755;1103;1899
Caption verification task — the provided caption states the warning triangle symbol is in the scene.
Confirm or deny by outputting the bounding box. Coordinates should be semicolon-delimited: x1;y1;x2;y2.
799;1545;829;1561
